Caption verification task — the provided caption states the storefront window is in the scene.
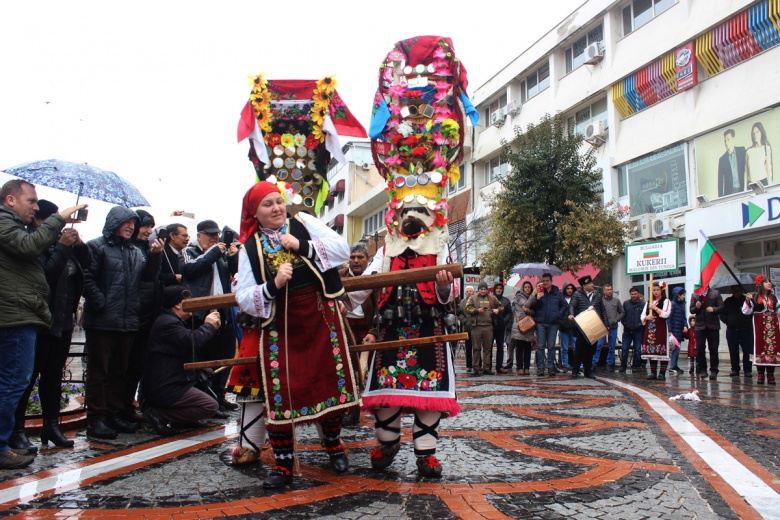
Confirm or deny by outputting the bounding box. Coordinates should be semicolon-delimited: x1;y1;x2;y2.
624;143;688;216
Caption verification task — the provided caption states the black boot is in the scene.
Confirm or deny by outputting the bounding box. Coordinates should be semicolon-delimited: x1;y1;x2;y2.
41;417;75;448
8;428;38;454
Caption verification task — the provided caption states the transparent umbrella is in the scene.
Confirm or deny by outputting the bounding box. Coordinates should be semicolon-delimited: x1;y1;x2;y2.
509;263;563;277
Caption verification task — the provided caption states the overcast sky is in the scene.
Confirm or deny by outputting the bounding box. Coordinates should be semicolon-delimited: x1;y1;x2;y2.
0;0;582;240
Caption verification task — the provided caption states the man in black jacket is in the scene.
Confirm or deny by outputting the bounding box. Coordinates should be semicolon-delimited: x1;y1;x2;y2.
690;285;724;379
141;286;220;435
620;287;645;372
568;275;608;379
180;220;239;412
82;207;163;439
721;284;753;377
160;223;189;287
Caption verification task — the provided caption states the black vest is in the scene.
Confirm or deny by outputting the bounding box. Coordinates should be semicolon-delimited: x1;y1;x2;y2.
243;214;344;327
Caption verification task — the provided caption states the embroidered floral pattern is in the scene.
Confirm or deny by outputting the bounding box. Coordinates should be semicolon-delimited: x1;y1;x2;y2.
757;313;780;364
375;324;445;391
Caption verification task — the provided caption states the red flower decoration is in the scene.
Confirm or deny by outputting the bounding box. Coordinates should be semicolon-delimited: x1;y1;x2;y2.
305;134;320;150
407;358;417;366
423;456;440;467
421;379;429;389
411;146;427;156
267;133;282;147
404;135;419;146
756;274;766;285
391;134;404;145
397;372;417;389
434;213;449;227
370;448;384;459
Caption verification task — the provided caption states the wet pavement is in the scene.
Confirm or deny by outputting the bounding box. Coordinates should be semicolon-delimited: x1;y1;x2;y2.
1;357;779;519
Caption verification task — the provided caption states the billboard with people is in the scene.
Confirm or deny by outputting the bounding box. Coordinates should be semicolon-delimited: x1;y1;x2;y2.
626;143;688;217
694;108;778;200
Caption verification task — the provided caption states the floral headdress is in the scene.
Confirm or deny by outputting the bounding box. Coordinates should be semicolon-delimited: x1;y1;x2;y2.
369;36;477;236
755;274;766;286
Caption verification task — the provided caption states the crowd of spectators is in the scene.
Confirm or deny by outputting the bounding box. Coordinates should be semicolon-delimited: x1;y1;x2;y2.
0;179;240;468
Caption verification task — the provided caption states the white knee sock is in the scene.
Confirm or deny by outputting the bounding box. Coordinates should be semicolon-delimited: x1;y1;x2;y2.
241;402;267;452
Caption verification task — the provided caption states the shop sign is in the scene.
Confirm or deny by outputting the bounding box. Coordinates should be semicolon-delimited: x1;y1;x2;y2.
625;239;679;275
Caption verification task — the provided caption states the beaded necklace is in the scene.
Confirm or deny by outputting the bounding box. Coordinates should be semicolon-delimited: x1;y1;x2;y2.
260;223;287;255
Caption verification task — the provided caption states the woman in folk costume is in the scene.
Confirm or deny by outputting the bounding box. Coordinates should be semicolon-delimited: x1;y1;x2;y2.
227;181;359;489
742;274;779;385
641;282;672;380
360;35;476;479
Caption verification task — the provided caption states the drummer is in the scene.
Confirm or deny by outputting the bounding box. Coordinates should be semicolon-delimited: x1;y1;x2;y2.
568;275;608;379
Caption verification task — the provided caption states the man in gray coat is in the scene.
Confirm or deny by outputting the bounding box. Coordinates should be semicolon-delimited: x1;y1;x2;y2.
592;284;624;372
0;180;84;468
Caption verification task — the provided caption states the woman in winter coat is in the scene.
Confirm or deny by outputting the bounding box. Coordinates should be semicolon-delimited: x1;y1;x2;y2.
557;283;576;371
667;287;688;374
509;281;536;375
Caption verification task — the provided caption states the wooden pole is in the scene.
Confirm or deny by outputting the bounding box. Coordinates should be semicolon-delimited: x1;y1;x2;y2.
181;262;464;312
183;332;469;370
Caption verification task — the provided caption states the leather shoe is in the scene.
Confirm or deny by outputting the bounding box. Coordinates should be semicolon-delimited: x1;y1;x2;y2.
371;441;400;470
212;409;229;420
329;452;349;474
142;407;174;436
8;430;38;455
483;370;495;376
0;449;34;469
106;416;140;433
219;399;239;412
416;455;443;478
87;421;118;440
263;466;293;489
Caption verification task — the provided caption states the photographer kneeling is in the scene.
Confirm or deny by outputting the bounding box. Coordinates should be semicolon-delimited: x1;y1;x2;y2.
140;286;220;435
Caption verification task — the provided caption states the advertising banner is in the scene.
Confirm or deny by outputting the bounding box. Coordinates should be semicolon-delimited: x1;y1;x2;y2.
694;108;779;200
675;42;698;92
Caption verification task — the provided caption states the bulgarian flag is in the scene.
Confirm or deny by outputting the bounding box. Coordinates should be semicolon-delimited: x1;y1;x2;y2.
694;230;724;295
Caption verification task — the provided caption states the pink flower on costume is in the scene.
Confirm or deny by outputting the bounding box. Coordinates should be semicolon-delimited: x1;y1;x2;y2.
435;80;450;91
388;50;405;61
433;47;447;59
270;361;279;368
339;394;346;403
432;151;447;169
388;103;401;116
388;84;406;98
385;155;403;166
434;107;453;122
333;348;340;355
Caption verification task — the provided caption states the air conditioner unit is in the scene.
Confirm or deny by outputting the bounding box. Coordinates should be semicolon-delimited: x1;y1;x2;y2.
508;100;521;116
501;106;509;117
491;111;505;127
630;215;651;240
584;120;608;143
652;216;674;237
361;162;371;171
585;42;604;64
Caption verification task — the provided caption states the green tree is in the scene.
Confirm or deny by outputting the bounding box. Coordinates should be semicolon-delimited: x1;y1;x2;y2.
480;113;629;274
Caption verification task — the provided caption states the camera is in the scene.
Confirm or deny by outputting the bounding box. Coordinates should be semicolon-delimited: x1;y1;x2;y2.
76;209;88;221
157;227;170;241
222;229;235;245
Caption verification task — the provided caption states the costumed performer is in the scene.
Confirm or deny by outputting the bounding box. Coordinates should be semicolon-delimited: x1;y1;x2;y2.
641;282;671;380
742;274;779;385
227;181;359;489
362;33;477;478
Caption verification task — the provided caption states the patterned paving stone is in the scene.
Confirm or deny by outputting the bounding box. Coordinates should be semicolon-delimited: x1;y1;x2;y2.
553;402;642;420
543;428;672;460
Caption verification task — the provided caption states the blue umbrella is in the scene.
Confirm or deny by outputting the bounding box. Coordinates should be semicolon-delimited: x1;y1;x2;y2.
3;159;150;207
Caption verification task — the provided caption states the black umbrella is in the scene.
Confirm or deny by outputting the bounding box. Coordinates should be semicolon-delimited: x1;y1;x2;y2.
710;273;759;294
3;159;150;207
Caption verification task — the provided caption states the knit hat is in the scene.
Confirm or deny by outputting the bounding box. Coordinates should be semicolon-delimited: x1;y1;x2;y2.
135;209;155;228
162;286;189;309
477;281;488;290
35;199;58;220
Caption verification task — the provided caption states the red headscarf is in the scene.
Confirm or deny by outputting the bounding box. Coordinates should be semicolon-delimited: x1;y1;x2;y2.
239;181;282;243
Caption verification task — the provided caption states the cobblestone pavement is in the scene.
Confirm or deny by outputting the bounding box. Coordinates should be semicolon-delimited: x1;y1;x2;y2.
1;358;779;519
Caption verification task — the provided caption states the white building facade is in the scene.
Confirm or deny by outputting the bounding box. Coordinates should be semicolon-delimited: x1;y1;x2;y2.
463;0;780;318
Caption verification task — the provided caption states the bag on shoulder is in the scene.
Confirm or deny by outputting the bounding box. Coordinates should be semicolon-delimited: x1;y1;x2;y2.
518;316;536;334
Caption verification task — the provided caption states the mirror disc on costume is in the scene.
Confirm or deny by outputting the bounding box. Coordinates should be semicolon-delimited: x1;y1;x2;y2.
427;63;436;74
284;146;295;157
296;146;307;157
417;195;428;205
308;149;317;159
303;197;314;207
405;175;417;187
403;65;413;75
291;169;303;180
414;64;426;74
296;158;306;169
291;182;302;193
273;145;284;156
307;159;317;170
277;169;288;180
417;173;430;185
272;157;284;168
394;177;406;188
302;185;313;196
285;157;296;169
430;171;443;184
293;194;303;205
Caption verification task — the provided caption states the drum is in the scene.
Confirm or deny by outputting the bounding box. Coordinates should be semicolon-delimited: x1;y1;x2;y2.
574;308;608;345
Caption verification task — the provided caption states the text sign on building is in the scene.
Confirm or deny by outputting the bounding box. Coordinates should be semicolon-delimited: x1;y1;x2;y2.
625;239;679;275
675;41;698;92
